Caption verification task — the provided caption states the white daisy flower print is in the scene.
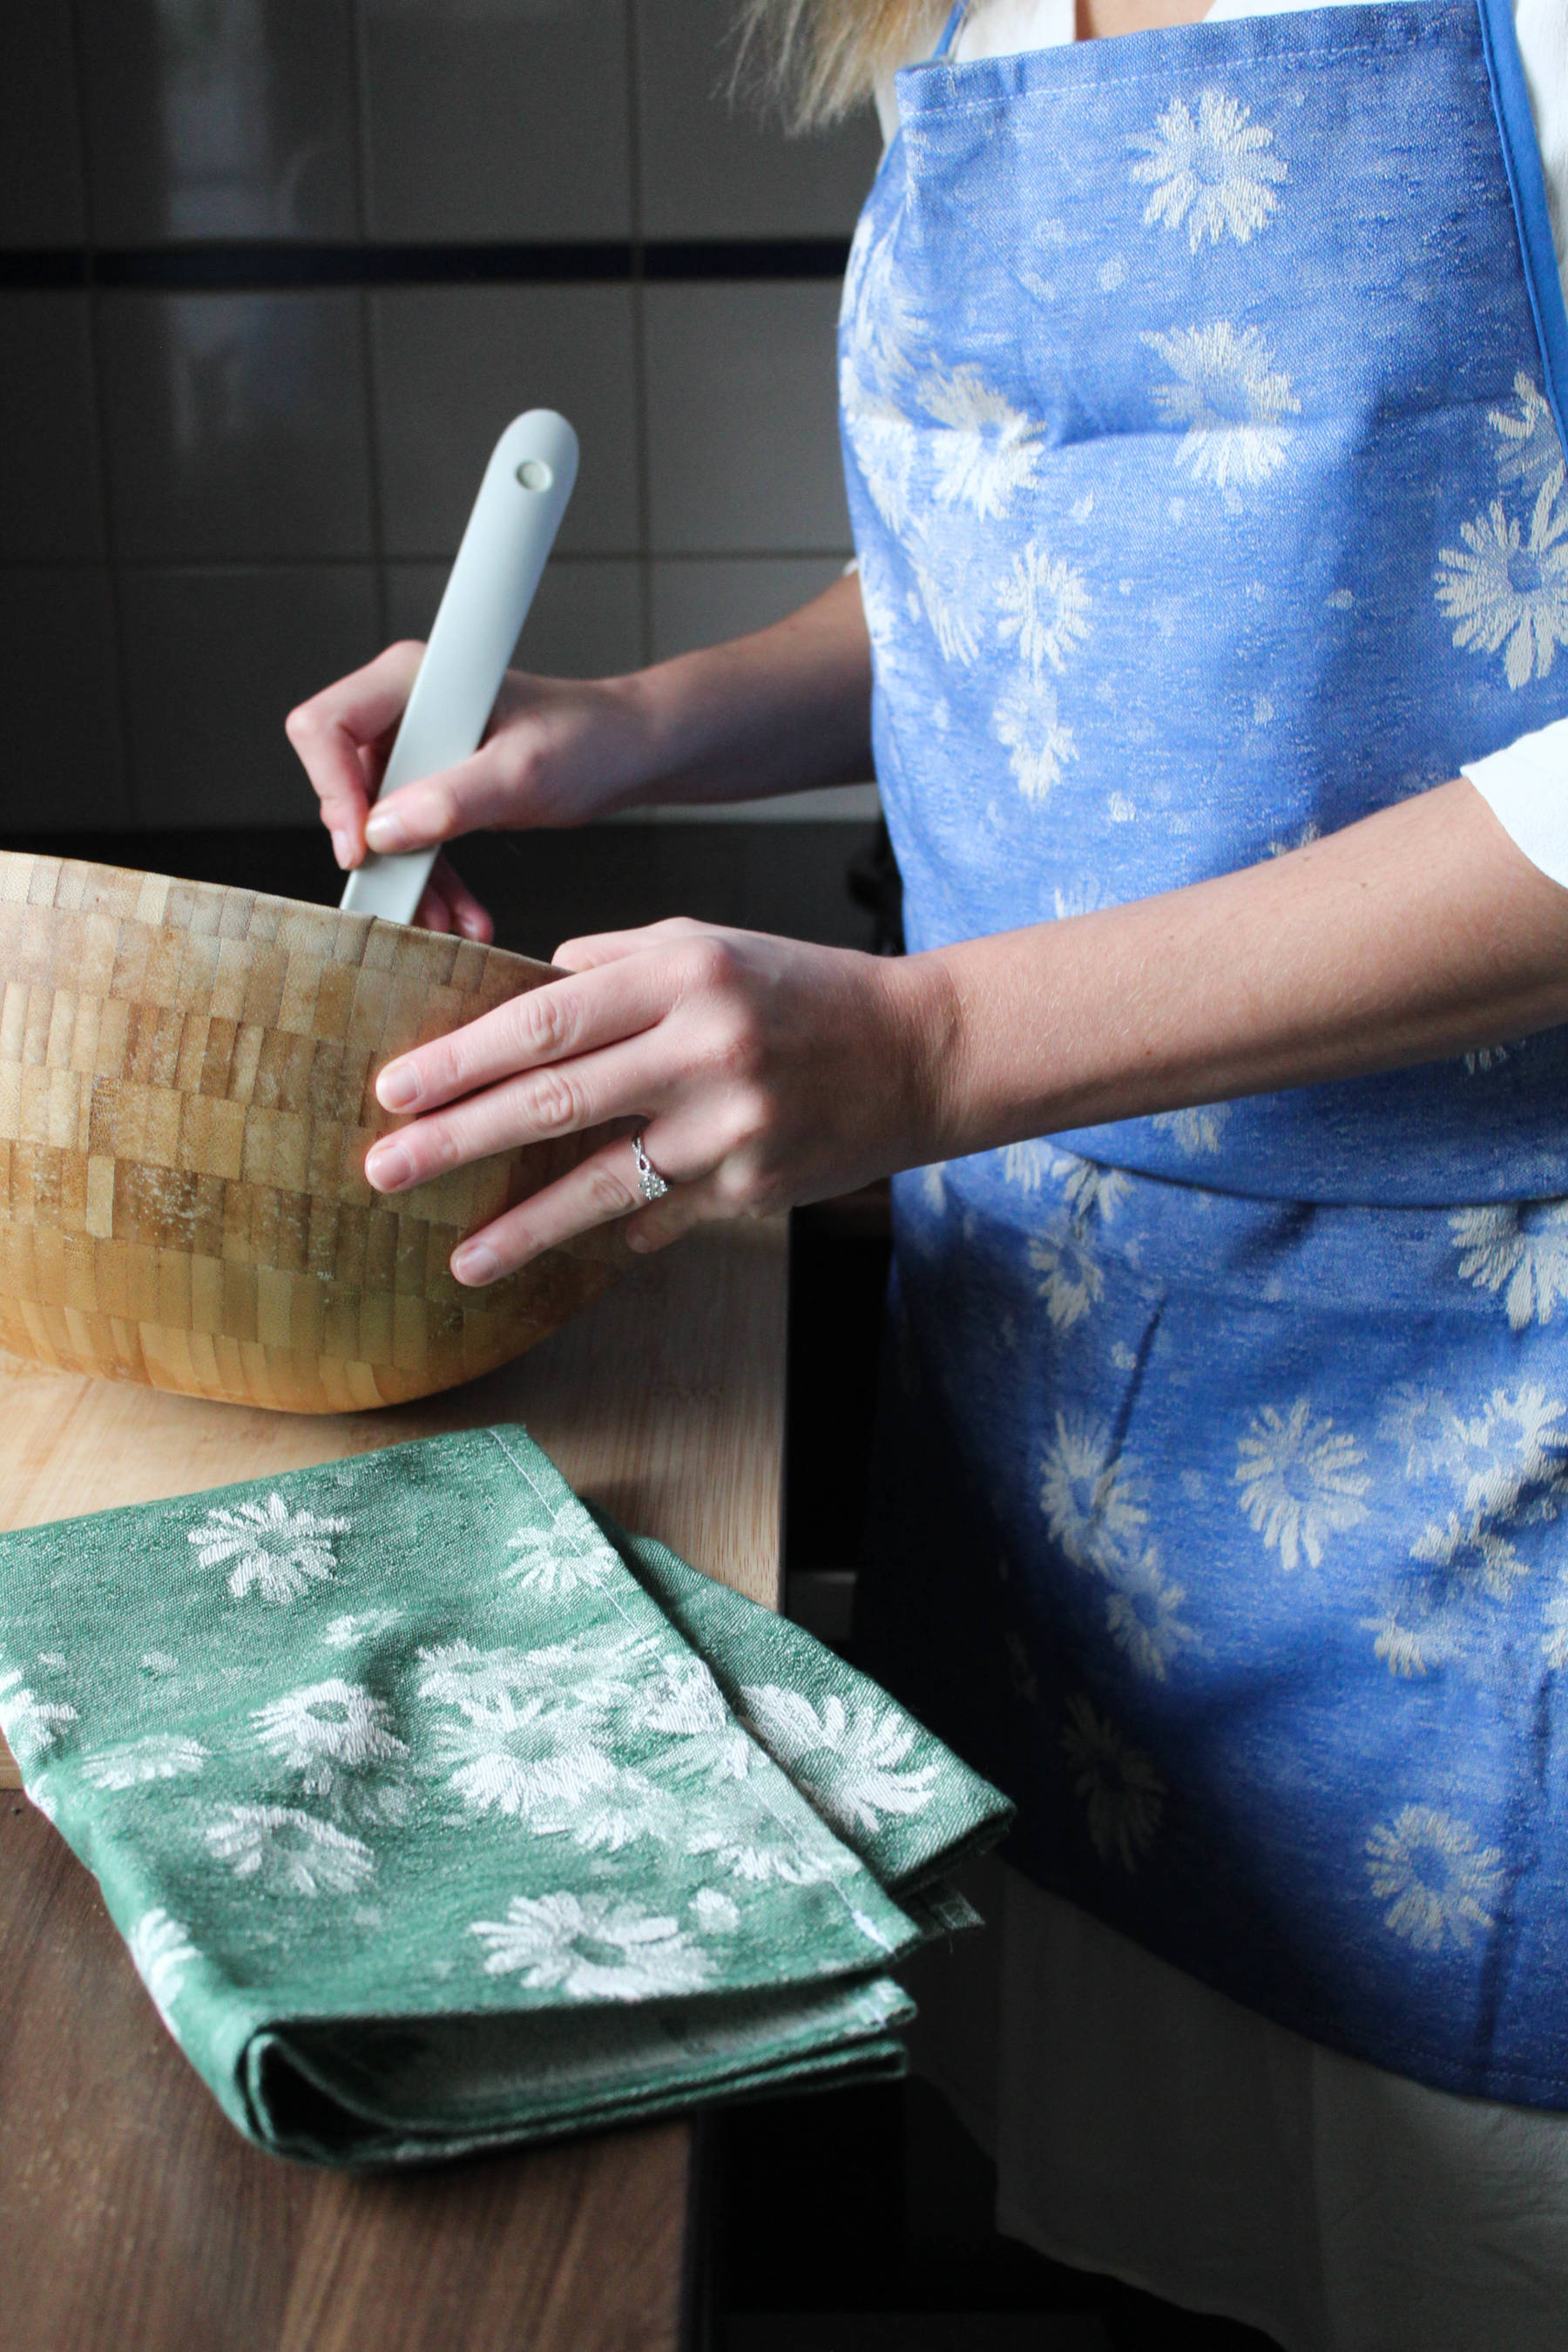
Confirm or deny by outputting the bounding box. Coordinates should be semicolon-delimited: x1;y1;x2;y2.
993;673;1077;803
687;1830;853;1888
634;1655;752;1779
205;1803;374;1897
1436;483;1568;688
502;1519;619;1598
994;673;1077;803
1146;321;1300;490
846;395;919;538
1365;1804;1504;1953
470;1892;714;2002
691;1887;740;1935
253;1679;409;1821
1450;1202;1568;1328
0;1670;77;1766
1027;1222;1103;1327
1152;1102;1231;1157
738;1686;938;1835
322;1607;402;1651
1458;1383;1568;1515
187;1493;348;1605
1543;1572;1568;1669
997;542;1092;676
1377;1383;1474;1483
1040;1411;1148;1575
1235;1398;1370;1571
1103;1551;1200;1681
1131;91;1287;249
81;1734;209;1792
1490;370;1565;504
1060;1693;1166;1872
908;538;983;665
127;1909;198;2038
923;365;1044;519
1409;1510;1528;1603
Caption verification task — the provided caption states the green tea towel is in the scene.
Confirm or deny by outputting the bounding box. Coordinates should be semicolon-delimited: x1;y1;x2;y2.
0;1425;1010;2167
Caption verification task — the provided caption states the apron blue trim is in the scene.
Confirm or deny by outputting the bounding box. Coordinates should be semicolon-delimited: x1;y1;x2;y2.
935;2;970;61
1476;0;1568;457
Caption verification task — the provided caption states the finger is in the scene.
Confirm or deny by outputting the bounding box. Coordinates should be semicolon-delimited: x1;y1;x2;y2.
431;855;494;943
551;916;713;973
449;1126;710;1284
374;953;672;1116
285;642;423;867
366;1030;672;1195
414;877;456;936
362;738;523;855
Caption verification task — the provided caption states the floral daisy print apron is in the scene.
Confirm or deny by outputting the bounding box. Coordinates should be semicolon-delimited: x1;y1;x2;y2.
849;0;1568;2099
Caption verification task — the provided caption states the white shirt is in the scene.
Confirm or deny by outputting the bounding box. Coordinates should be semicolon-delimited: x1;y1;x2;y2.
875;0;1568;889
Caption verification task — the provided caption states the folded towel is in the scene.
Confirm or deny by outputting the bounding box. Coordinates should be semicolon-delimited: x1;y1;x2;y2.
0;1424;1010;2166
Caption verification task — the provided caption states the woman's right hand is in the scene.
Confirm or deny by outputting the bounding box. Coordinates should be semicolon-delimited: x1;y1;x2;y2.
285;642;659;878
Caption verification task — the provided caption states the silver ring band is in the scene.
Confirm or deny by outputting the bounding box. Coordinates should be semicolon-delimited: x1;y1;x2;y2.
632;1133;671;1204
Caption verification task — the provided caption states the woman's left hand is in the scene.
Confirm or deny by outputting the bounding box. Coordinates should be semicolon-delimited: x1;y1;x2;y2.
363;919;945;1284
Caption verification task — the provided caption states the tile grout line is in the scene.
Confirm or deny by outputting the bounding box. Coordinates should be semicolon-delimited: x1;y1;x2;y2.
64;0;138;831
348;0;392;652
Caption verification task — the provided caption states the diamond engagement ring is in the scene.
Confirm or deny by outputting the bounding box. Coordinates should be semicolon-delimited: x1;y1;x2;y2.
632;1134;671;1203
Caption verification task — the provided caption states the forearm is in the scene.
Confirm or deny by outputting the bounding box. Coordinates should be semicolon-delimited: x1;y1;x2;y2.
902;778;1568;1161
612;572;874;811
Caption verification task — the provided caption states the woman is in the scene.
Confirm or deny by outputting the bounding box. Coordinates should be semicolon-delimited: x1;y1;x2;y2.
289;0;1568;2338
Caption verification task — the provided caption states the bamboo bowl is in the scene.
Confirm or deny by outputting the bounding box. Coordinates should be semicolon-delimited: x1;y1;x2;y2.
0;850;622;1413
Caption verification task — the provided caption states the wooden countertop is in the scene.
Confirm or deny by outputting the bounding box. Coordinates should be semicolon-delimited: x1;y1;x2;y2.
0;1220;787;2352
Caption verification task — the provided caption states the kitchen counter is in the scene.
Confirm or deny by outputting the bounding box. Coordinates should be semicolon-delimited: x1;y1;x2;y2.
0;1219;787;2352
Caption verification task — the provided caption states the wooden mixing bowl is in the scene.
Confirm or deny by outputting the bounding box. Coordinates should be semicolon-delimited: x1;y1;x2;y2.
0;850;622;1412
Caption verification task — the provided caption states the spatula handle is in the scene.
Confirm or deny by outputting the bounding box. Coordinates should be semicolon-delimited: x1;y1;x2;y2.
340;409;578;925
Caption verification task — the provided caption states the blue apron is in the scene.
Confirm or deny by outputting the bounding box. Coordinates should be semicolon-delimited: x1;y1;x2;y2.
848;0;1568;2103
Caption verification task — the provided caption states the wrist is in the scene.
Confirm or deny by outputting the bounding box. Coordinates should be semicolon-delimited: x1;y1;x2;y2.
877;947;968;1169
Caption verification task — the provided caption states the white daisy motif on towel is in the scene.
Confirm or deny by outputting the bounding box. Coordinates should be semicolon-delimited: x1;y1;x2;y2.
1039;1411;1148;1575
321;1607;402;1651
633;1655;753;1779
253;1679;409;1821
993;673;1077;802
1450;1203;1568;1328
470;1892;714;2001
502;1519;619;1598
81;1734;209;1791
127;1909;198;2038
1146;321;1301;489
0;1669;77;1766
1378;1383;1477;1484
1235;1398;1370;1571
186;1494;349;1605
1490;370;1565;504
205;1803;374;1897
1436;484;1568;687
1131;90;1287;249
908;536;983;665
997;542;1092;676
1060;1693;1166;1872
1365;1805;1505;1953
738;1686;938;1835
923;365;1044;518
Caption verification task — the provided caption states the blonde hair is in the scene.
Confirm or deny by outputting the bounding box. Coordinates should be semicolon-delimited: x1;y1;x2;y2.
731;0;950;130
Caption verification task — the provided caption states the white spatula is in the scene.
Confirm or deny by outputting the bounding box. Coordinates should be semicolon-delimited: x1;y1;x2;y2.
341;408;578;925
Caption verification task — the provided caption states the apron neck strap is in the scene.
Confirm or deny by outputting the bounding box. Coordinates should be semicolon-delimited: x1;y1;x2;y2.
934;2;970;60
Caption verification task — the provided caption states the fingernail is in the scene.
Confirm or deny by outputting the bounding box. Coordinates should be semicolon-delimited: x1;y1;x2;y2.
330;828;353;869
625;1228;652;1254
453;1242;499;1286
364;807;407;852
366;1141;413;1191
376;1062;420;1111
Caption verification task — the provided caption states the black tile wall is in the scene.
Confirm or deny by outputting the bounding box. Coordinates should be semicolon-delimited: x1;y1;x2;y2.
2;0;883;834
